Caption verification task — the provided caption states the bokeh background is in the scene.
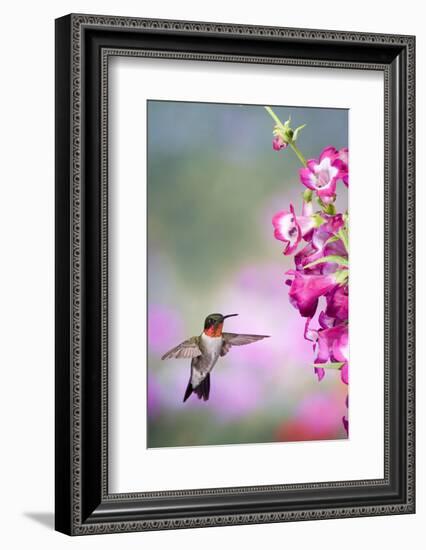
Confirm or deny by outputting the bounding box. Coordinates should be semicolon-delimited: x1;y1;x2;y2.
147;100;348;448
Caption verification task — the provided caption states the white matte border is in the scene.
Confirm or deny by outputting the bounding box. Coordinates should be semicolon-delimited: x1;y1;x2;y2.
108;57;384;494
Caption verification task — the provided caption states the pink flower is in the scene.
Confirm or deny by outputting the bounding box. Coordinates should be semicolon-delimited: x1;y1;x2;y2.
318;310;335;329
272;135;288;151
286;270;341;318
312;215;344;249
325;284;349;323
336;147;349;186
294;214;346;275
314;366;325;381
299;146;345;203
343;395;349;433
314;324;348;365
295;242;323;274
312;324;349;385
272;204;317;255
267;118;350;432
340;362;349;385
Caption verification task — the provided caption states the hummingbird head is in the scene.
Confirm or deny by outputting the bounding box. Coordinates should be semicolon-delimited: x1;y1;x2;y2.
203;313;238;337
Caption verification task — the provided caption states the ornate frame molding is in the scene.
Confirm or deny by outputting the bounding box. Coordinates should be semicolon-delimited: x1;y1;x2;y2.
55;14;415;535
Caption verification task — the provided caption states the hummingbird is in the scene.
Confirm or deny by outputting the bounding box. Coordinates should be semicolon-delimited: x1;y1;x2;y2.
161;313;269;402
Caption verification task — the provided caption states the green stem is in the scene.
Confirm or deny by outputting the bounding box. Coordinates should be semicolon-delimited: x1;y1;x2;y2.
338;229;349;253
264;106;307;167
289;142;307;167
304;254;349;270
264;106;284;128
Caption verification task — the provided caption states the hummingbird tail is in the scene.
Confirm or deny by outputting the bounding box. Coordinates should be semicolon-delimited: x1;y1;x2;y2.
183;374;210;402
183;380;193;402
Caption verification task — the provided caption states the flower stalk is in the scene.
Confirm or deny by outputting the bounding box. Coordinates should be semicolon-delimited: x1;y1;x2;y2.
265;106;307;166
266;106;350;434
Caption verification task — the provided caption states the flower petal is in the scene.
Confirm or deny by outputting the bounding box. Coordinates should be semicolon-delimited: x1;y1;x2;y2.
272;135;288;151
272;206;301;255
299;167;317;191
319;146;338;163
287;271;340;318
326;284;349;322
314;366;325;381
340;362;349;385
272;204;319;256
300;152;340;201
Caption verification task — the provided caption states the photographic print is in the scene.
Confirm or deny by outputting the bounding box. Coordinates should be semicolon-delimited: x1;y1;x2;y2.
147;100;349;448
56;16;415;533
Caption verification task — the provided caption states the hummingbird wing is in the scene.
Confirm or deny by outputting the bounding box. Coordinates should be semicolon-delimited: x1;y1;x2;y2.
161;337;202;360
220;333;270;357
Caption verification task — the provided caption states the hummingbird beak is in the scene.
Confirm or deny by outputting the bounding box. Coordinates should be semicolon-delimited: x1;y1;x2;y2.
223;314;238;320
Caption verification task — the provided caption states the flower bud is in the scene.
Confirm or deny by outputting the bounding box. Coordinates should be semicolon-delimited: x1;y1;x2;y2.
272;135;288;151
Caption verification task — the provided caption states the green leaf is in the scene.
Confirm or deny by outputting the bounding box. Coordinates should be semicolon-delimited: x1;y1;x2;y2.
303;189;313;202
304;255;349;269
325;235;340;245
323;203;336;215
311;213;325;228
337;228;349;253
312;362;345;370
317;197;336;215
293;124;306;141
264;106;284;128
335;269;349;284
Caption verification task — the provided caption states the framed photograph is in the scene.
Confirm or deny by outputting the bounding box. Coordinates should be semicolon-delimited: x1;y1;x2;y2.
55;14;415;535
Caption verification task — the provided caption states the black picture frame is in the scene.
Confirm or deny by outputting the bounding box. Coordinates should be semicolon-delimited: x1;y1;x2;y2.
55;13;415;535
